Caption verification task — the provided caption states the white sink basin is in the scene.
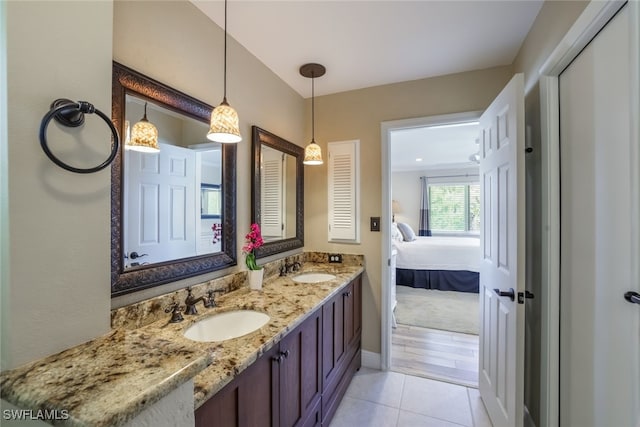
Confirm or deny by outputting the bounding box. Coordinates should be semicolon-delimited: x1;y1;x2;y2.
183;310;270;342
292;272;337;284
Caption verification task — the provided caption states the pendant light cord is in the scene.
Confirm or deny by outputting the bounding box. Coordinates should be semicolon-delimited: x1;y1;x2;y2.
311;72;315;142
223;0;228;102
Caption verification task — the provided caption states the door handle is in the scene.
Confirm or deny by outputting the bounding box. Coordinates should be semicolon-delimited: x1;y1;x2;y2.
624;291;640;304
493;288;515;301
129;251;148;259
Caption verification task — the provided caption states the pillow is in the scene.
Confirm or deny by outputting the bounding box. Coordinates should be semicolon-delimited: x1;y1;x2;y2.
391;222;403;242
396;222;416;242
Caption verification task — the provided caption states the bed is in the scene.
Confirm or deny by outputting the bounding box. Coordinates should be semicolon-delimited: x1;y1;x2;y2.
393;234;481;293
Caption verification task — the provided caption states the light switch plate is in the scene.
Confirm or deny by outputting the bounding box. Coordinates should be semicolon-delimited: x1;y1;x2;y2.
370;217;380;232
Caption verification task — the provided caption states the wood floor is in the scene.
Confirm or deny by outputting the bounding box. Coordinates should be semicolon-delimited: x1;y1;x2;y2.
391;324;479;388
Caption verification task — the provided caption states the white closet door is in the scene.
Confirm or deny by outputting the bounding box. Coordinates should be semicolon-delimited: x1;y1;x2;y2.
559;4;640;426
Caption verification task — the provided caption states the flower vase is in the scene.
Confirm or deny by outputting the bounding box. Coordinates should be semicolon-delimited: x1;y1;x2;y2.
248;269;264;290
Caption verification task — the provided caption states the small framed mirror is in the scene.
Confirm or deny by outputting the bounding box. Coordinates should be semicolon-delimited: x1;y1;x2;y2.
251;126;304;258
111;62;237;296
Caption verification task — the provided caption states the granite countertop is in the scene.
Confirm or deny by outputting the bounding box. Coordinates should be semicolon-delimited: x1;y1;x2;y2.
0;262;364;427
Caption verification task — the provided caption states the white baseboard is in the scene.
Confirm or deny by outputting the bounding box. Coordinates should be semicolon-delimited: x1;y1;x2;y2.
524;405;537;427
361;350;381;369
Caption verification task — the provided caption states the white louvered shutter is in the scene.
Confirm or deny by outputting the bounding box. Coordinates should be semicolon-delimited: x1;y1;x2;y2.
261;149;284;239
328;140;360;242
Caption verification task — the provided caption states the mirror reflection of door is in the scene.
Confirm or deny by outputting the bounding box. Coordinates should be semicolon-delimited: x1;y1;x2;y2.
260;145;299;242
123;96;221;269
261;146;285;241
125;143;196;266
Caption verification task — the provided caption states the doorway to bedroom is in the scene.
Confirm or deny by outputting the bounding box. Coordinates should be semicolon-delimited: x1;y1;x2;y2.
387;114;481;388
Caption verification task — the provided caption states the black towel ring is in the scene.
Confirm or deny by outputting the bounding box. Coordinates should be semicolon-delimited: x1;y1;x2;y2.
39;98;120;174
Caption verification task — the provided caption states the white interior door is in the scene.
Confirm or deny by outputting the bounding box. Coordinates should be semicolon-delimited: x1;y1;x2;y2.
559;4;640;426
478;73;526;427
126;143;197;265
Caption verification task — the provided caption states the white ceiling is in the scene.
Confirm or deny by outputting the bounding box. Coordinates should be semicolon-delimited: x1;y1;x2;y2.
390;121;480;172
191;0;544;98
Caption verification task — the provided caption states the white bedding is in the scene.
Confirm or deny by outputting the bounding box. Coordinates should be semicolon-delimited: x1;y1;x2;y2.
394;236;481;272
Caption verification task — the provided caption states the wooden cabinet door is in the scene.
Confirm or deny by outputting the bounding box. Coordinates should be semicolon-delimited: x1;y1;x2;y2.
239;345;278;427
351;275;362;344
278;310;321;427
322;290;346;391
342;275;362;350
342;282;355;350
195;344;278;427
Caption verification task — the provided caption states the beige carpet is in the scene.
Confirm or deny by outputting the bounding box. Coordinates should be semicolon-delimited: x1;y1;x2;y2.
395;286;480;335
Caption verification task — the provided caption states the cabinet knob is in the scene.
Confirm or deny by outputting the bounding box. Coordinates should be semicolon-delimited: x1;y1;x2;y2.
272;349;290;363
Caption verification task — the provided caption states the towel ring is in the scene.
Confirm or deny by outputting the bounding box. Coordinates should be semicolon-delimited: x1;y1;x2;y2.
39;98;120;174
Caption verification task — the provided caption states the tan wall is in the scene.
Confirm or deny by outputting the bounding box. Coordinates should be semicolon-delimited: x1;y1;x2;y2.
305;66;514;354
3;0;114;369
514;0;589;94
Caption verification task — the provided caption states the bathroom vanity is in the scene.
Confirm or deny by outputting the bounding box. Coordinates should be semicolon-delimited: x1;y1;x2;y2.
195;273;362;427
0;254;364;427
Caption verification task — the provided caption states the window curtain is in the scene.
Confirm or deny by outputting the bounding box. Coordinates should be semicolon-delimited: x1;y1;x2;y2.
419;176;431;236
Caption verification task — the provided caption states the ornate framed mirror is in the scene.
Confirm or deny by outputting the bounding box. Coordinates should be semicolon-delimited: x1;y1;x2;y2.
111;62;236;296
251;126;304;258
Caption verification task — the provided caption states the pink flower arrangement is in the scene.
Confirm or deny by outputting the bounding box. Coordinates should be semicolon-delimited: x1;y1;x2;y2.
243;223;264;270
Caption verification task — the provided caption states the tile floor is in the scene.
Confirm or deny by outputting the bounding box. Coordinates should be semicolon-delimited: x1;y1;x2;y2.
329;368;493;427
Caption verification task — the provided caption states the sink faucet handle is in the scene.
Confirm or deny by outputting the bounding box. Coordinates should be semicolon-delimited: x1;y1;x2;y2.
204;289;225;308
164;303;184;323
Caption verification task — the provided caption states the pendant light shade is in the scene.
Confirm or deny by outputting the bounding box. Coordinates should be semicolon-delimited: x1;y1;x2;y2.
127;102;159;153
207;0;242;143
300;63;325;165
304;142;323;165
208;99;241;143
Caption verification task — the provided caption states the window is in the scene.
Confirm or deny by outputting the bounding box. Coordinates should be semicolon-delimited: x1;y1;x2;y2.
200;184;221;218
429;183;480;233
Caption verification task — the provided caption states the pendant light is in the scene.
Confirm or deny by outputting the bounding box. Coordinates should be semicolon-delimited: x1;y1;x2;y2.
207;0;242;143
127;102;159;153
300;63;325;165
